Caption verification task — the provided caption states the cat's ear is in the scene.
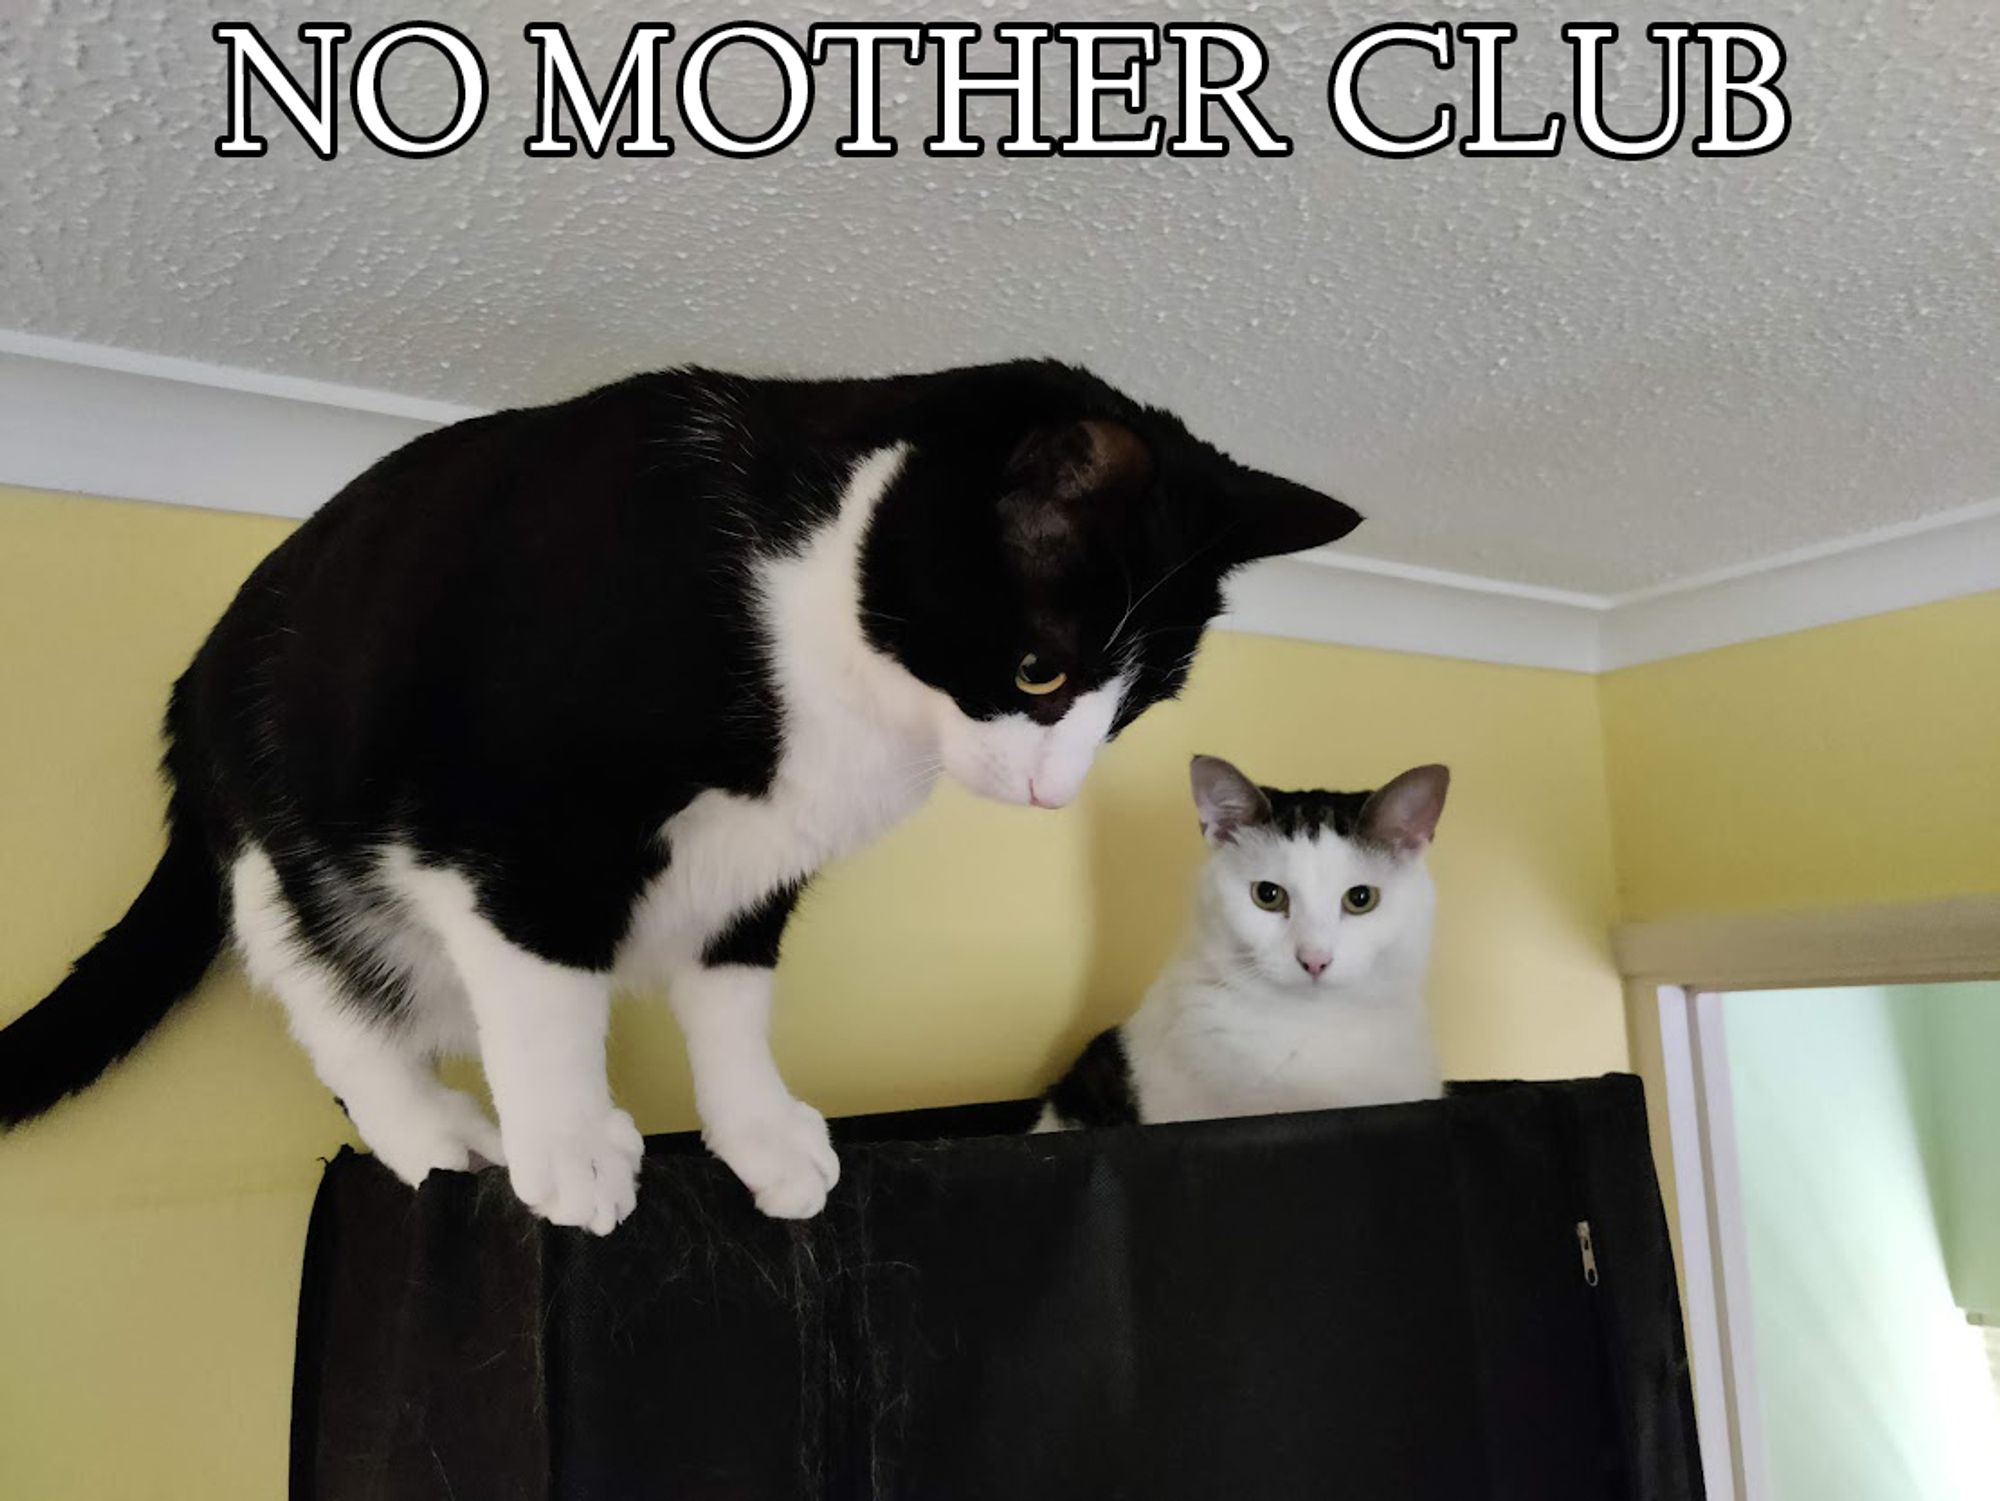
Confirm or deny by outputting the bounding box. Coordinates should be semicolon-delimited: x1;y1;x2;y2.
1359;765;1450;856
1217;467;1362;566
1000;419;1153;567
1190;754;1271;846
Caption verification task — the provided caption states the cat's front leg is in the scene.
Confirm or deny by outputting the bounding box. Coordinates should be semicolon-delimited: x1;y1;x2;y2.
401;865;643;1235
670;962;839;1220
466;956;644;1235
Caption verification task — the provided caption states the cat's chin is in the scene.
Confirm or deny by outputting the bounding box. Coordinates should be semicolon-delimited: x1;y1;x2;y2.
933;678;1129;811
1223;956;1350;996
936;737;1089;809
941;758;1089;809
945;771;1055;809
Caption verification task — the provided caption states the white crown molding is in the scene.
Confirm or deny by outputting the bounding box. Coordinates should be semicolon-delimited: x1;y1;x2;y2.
0;337;453;520
2;332;1994;674
0;329;484;425
1286;496;2000;671
1221;554;1605;672
1594;498;2000;669
1287;546;1613;611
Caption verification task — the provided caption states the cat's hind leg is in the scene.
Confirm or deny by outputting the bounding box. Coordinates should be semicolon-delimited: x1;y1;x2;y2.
230;847;503;1186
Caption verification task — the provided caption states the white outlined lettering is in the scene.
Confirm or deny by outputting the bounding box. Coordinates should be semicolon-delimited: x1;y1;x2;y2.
808;24;925;157
1564;23;1691;160
924;24;1057;157
1164;24;1292;157
1458;23;1563;157
351;23;488;159
679;24;814;158
523;23;675;158
1328;23;1454;159
1692;25;1790;157
213;19;1795;167
1055;24;1165;157
213;22;349;160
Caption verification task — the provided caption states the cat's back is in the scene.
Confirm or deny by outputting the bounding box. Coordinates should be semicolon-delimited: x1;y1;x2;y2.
171;370;821;830
276;370;757;588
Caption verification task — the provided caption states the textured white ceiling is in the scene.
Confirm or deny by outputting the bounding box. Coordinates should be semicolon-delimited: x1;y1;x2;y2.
2;0;1995;592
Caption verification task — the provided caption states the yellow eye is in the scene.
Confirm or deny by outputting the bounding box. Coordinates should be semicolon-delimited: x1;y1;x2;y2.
1014;653;1068;696
1251;880;1289;912
1342;885;1380;915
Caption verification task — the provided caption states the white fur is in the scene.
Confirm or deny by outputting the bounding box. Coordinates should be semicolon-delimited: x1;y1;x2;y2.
232;443;1137;1230
668;963;839;1219
937;674;1128;809
615;447;944;984
1104;825;1443;1125
389;854;643;1235
230;846;503;1185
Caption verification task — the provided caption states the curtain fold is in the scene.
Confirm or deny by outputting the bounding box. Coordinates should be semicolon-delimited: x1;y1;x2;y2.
293;1077;1702;1501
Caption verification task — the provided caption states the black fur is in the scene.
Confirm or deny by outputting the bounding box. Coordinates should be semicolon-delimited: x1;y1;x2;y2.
0;360;1360;1127
701;881;805;970
0;801;224;1126
1042;1028;1140;1129
1257;786;1372;842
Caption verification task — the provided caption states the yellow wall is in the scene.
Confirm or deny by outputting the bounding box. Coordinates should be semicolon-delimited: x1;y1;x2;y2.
10;473;1989;1501
0;485;1628;1498
1600;592;2000;922
1601;592;2000;1295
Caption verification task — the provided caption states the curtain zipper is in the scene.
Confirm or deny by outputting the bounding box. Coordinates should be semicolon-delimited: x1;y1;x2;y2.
1576;1219;1600;1287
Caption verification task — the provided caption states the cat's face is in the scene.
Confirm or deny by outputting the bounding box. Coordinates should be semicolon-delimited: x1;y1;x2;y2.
859;368;1360;807
1189;757;1450;993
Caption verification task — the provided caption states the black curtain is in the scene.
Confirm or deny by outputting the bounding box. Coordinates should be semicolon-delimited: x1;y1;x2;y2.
292;1075;1702;1500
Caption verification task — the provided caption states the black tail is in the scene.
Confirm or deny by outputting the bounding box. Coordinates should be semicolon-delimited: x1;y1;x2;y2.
0;814;225;1128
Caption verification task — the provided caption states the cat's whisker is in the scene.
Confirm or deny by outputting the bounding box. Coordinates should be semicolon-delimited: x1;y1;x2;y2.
1102;535;1227;652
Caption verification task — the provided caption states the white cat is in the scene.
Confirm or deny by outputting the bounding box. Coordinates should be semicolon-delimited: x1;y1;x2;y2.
1040;755;1448;1129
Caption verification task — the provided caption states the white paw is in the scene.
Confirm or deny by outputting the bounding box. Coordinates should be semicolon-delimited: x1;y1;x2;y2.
704;1098;840;1220
359;1086;507;1188
503;1107;644;1236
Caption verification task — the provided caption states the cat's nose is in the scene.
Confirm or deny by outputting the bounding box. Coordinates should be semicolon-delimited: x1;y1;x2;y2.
1297;948;1332;979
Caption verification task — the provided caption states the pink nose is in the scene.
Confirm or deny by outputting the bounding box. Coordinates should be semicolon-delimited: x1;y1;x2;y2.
1297;950;1332;979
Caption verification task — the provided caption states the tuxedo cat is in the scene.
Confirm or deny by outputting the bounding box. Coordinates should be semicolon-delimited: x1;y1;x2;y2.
1040;755;1447;1130
0;361;1359;1232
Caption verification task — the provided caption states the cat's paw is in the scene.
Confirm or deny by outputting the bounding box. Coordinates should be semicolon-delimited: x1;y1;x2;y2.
361;1086;507;1188
504;1107;645;1236
704;1098;840;1220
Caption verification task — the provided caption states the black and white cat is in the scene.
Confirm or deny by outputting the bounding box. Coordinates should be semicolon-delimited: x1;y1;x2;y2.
0;361;1359;1232
1040;755;1448;1130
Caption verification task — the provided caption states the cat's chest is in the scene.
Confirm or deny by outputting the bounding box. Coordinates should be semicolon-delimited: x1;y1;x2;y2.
1130;981;1438;1119
616;697;934;978
617;456;939;980
754;694;935;858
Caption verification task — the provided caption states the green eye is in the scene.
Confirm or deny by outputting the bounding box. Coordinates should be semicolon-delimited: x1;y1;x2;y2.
1342;885;1380;915
1014;652;1068;696
1251;880;1289;912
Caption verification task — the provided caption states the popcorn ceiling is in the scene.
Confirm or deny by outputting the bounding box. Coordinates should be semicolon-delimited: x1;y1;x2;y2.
1;0;1994;591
